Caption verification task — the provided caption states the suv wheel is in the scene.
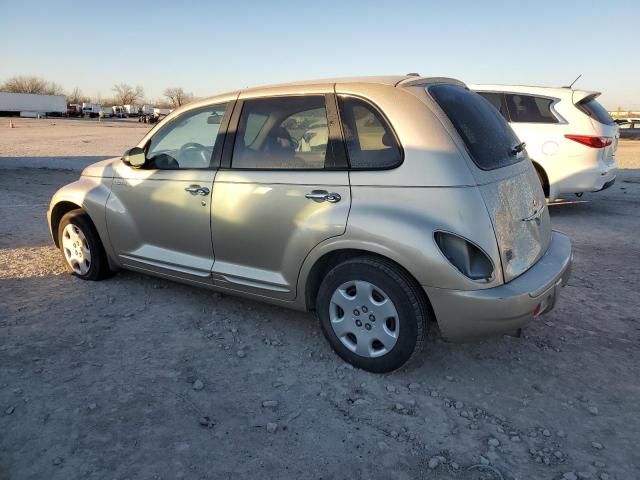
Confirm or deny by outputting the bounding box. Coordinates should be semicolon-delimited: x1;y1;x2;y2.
58;210;111;281
316;256;429;373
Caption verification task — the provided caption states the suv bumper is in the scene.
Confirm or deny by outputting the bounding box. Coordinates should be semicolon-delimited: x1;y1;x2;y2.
553;159;617;198
424;231;572;341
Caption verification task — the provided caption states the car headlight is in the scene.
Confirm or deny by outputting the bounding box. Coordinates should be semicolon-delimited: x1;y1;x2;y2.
434;231;494;282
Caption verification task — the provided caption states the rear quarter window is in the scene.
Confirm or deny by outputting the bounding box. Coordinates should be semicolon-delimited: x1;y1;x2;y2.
337;96;402;169
505;94;558;124
428;84;522;171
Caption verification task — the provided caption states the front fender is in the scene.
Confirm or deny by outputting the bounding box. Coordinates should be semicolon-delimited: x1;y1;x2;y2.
48;176;116;263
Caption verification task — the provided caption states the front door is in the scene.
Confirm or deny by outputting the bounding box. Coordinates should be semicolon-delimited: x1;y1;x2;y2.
106;102;231;284
211;93;351;300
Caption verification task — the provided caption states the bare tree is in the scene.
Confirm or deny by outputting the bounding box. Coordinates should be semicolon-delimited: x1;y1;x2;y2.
46;82;65;96
67;87;89;104
1;76;52;94
163;87;193;108
111;83;144;106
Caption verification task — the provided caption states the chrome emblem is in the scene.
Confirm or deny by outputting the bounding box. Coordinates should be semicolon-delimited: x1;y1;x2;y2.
521;200;545;225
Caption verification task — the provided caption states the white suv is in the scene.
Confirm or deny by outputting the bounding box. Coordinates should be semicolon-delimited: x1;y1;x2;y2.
471;85;619;201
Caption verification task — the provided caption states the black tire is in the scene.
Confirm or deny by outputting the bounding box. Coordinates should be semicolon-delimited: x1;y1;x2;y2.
316;256;429;373
534;164;549;198
58;209;111;281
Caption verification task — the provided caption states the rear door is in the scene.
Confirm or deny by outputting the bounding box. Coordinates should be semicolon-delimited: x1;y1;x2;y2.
503;93;564;164
429;84;551;282
210;91;351;300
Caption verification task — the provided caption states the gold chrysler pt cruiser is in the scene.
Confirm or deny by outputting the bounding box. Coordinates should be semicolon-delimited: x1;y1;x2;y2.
48;75;572;372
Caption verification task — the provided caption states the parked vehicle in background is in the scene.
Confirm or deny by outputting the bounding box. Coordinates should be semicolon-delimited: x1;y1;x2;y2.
113;106;127;118
618;121;640;139
614;117;640;124
153;107;172;116
124;104;141;117
471;85;619;200
0;92;66;117
82;103;101;118
67;104;83;117
48;76;572;372
138;112;167;124
100;105;114;118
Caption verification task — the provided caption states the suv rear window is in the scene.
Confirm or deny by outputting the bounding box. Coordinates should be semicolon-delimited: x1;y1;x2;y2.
577;97;616;126
428;84;522;171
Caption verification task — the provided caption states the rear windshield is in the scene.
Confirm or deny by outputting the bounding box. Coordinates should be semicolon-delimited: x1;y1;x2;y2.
428;84;522;170
577;97;616;126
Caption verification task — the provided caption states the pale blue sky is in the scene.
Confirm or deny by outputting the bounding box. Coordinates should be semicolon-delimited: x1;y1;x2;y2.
1;0;638;109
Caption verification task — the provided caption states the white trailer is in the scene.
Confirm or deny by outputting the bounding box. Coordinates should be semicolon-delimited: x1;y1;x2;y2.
81;103;101;117
153;108;171;116
141;104;154;115
0;92;66;116
100;105;114;118
124;104;141;116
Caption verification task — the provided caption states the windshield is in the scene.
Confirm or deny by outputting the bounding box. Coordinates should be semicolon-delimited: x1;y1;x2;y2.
428;84;523;171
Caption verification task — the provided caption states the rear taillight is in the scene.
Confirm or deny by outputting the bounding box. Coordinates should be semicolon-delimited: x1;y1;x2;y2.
564;134;612;148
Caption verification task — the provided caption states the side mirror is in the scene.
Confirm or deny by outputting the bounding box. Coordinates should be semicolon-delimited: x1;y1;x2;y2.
122;147;146;168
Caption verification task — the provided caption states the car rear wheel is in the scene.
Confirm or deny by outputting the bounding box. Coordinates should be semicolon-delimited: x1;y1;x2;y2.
58;210;111;281
316;256;429;373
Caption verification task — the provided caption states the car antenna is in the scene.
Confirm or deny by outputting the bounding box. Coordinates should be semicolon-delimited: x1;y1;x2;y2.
564;74;582;89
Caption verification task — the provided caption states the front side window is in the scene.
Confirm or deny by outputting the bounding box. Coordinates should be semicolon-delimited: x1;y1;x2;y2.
505;94;558;124
338;96;402;169
232;96;330;169
428;84;522;171
146;103;228;169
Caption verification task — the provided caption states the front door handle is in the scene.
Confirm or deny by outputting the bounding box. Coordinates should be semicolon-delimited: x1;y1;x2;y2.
185;185;210;196
305;190;341;203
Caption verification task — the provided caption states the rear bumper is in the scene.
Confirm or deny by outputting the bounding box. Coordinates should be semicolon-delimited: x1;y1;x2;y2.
553;159;617;197
424;231;572;341
596;177;615;192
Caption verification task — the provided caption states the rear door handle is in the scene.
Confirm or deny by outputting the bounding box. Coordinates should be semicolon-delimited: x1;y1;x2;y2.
185;185;210;196
305;190;341;203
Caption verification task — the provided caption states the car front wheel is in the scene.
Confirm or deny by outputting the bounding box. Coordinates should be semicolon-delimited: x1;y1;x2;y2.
316;256;429;373
58;210;111;281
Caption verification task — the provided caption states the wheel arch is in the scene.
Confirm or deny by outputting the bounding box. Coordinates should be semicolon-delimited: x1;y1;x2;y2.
531;160;550;198
301;247;435;323
50;201;84;247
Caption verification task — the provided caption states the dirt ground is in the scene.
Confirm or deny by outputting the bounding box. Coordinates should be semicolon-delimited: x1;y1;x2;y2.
0;120;639;480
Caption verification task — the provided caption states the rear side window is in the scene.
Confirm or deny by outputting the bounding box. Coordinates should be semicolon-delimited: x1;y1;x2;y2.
577;97;616;126
428;84;522;171
505;94;558;123
337;96;402;169
232;96;330;169
477;92;509;120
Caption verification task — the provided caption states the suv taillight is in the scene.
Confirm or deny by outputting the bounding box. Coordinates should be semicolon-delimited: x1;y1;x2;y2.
564;134;612;148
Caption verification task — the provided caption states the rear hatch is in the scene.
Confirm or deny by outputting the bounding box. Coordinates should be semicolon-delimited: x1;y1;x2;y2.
573;91;619;164
428;84;551;282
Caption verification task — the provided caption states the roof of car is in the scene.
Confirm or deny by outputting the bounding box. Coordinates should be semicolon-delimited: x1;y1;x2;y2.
164;75;464;121
469;84;600;97
261;75;415;88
